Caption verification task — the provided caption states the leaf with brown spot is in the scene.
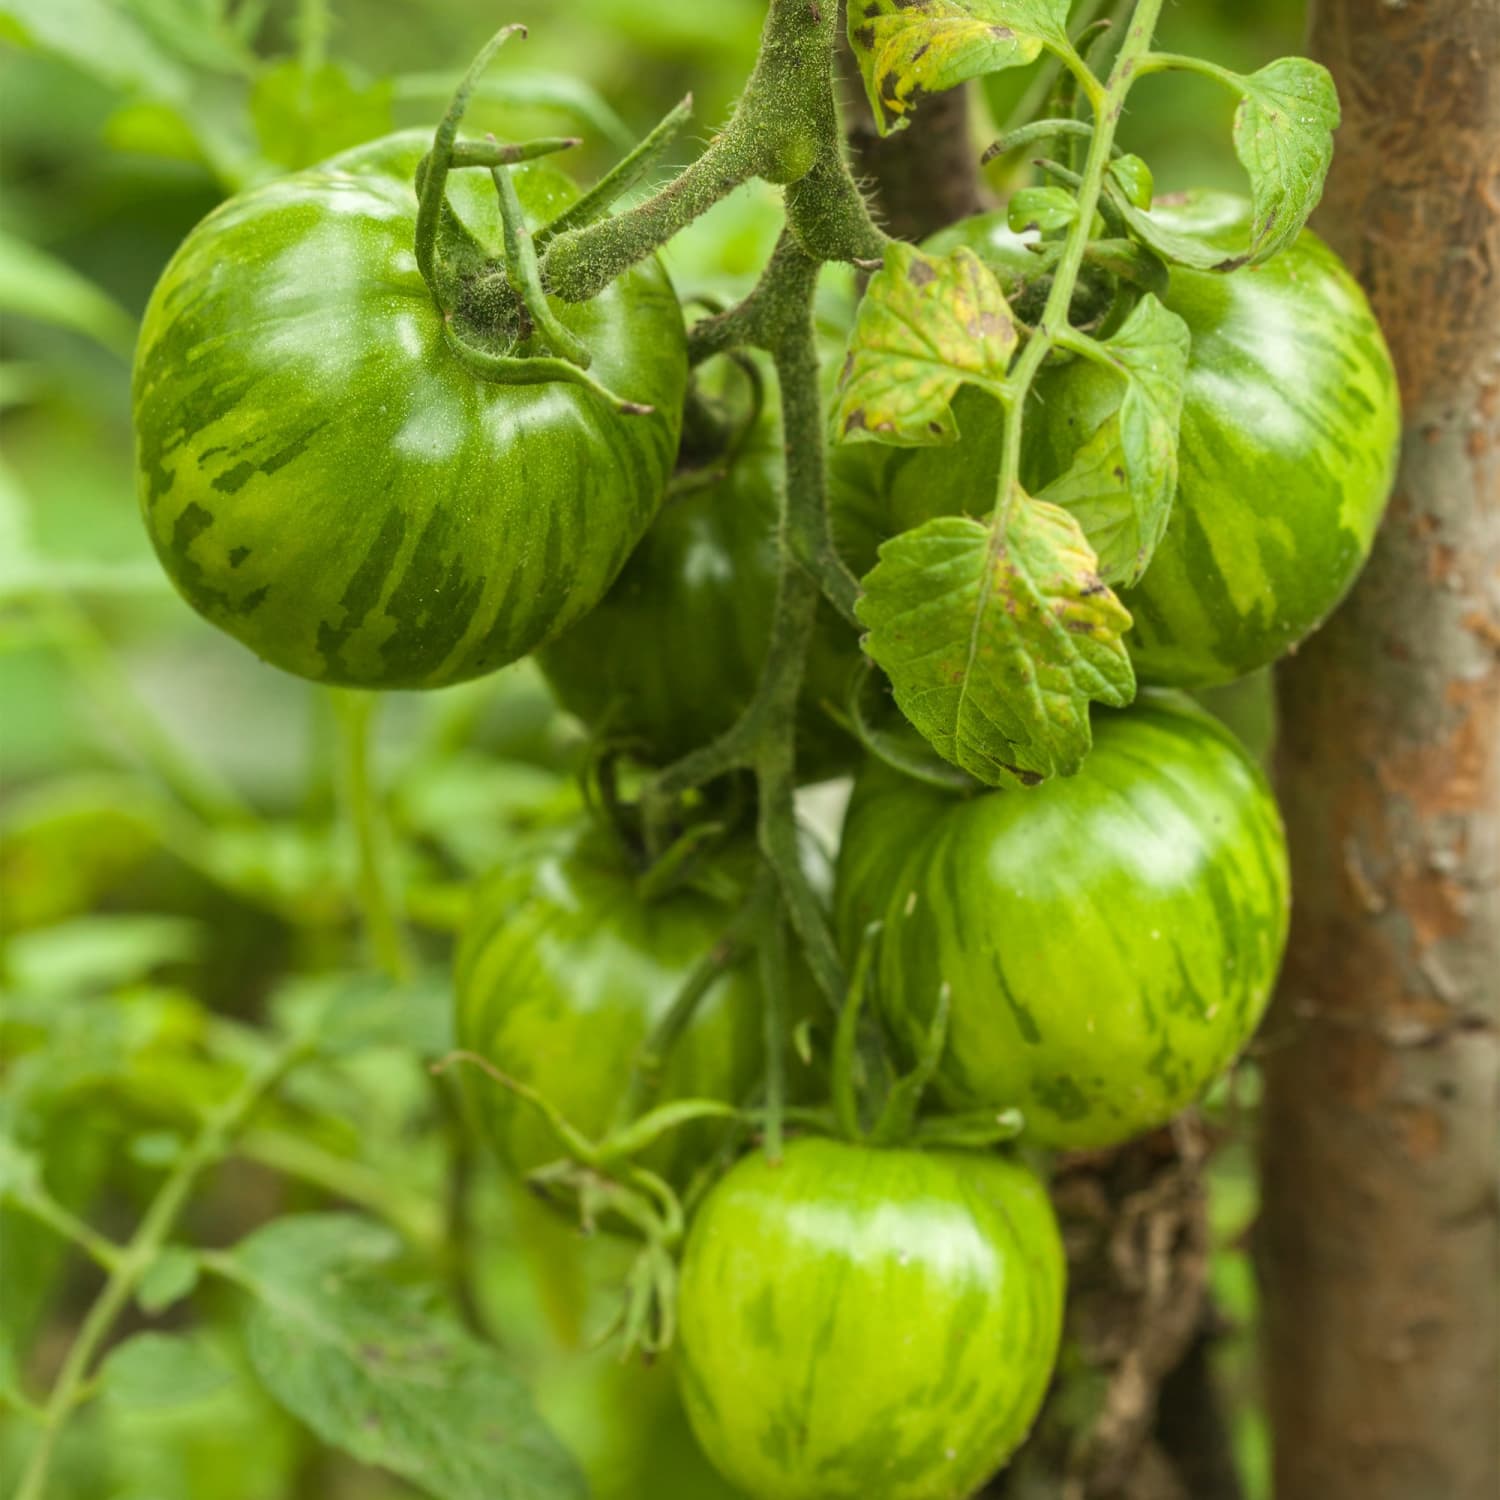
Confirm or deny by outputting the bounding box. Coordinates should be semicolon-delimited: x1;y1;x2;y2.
834;242;1019;448
847;0;1073;136
856;500;1135;787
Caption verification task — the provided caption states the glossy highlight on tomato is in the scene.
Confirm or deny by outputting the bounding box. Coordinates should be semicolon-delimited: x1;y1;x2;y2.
831;192;1400;687
676;1137;1065;1500
133;131;687;689
836;693;1290;1150
538;424;859;779
453;822;811;1184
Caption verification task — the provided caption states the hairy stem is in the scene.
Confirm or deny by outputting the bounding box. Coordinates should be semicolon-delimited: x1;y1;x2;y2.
542;0;883;303
332;690;412;982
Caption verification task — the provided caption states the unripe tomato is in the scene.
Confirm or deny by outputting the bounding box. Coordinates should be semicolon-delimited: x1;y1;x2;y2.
538;424;859;779
676;1137;1065;1500
835;693;1290;1150
134;131;687;689
454;822;813;1185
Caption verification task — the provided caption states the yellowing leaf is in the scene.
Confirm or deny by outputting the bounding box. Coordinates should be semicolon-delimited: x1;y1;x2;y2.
847;0;1073;135
835;243;1019;447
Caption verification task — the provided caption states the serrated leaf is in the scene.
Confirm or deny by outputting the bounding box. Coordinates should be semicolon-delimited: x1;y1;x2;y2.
1231;57;1340;264
100;1331;232;1410
835;243;1018;447
227;1214;586;1500
137;1246;201;1314
857;506;1135;787
847;0;1072;135
1111;57;1338;271
1044;295;1190;584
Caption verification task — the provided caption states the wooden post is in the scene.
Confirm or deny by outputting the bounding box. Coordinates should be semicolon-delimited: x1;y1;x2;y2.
1259;4;1500;1497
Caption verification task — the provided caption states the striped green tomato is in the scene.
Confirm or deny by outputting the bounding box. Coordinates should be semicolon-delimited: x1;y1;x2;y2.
831;192;1400;687
835;693;1290;1150
676;1137;1065;1500
133;131;686;689
454;822;812;1186
537;423;859;780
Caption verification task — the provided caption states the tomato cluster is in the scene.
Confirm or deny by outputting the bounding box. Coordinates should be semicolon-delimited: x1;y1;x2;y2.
131;56;1393;1487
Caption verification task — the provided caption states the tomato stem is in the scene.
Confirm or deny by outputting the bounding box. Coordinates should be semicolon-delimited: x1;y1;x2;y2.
331;690;412;983
757;909;790;1164
414;24;526;296
539;0;887;304
489;163;593;368
535;93;694;251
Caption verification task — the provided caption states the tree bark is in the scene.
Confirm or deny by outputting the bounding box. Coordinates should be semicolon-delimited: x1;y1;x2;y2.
1259;5;1500;1499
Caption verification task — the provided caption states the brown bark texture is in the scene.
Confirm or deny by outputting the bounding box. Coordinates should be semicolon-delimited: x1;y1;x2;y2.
1259;4;1500;1499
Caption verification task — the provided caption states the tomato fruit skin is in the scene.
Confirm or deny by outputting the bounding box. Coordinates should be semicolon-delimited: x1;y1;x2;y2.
835;693;1290;1151
133;130;687;689
537;426;859;778
675;1137;1065;1500
453;824;810;1185
832;192;1400;687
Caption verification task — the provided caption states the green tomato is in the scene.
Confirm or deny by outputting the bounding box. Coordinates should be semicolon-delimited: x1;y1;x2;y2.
134;130;687;689
453;822;812;1185
676;1137;1065;1500
835;693;1290;1150
538;424;859;779
831;191;1400;687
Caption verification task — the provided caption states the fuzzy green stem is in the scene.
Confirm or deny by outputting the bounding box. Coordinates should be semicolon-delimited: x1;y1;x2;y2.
541;0;883;303
415;24;526;294
758;911;789;1164
536;94;694;249
331;690;412;982
12;1040;304;1500
490;164;592;367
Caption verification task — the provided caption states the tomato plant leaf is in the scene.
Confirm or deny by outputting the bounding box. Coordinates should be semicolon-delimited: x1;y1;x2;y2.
1044;295;1191;585
835;243;1019;447
1230;57;1341;264
228;1214;587;1500
100;1330;233;1410
1109;57;1339;271
1008;185;1078;234
857;506;1135;787
846;0;1073;135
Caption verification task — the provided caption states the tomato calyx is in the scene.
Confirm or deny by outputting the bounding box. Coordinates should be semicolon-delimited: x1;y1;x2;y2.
409;25;665;416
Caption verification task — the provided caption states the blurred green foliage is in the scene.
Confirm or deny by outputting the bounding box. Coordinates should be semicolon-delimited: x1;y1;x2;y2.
1;3;1304;1496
